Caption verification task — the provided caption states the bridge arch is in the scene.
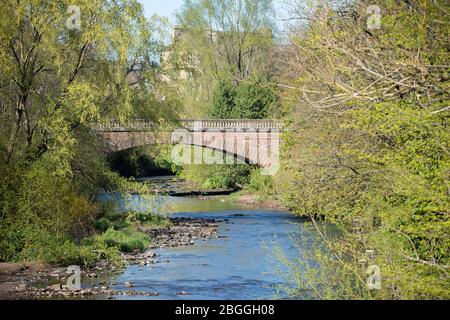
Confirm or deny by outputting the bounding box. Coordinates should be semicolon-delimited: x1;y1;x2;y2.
96;119;282;170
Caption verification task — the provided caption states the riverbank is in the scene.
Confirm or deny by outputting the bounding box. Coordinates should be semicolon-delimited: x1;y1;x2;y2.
0;176;292;300
0;216;221;300
229;193;288;211
195;192;288;212
137;176;288;211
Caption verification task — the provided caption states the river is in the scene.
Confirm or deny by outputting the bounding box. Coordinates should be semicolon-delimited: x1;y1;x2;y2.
97;177;327;300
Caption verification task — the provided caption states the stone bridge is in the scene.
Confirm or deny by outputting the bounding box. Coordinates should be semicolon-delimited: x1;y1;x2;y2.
95;119;282;174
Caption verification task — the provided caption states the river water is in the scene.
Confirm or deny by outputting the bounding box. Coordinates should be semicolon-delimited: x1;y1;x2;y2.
99;178;326;300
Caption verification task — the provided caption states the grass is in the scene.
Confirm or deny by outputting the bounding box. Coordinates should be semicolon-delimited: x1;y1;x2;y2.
141;214;172;228
9;210;170;268
88;210;171;253
15;229;123;268
88;227;150;252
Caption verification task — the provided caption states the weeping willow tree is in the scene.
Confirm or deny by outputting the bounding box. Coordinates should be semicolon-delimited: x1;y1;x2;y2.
0;0;179;263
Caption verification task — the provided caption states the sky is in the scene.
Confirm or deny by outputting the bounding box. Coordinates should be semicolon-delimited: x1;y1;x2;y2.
139;0;185;23
138;0;289;30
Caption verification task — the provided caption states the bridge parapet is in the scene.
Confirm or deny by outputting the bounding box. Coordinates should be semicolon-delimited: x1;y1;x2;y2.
93;119;157;132
93;119;282;132
180;119;282;130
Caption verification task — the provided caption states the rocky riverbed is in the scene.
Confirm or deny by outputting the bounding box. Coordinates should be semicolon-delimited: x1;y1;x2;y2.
0;216;221;300
122;217;223;264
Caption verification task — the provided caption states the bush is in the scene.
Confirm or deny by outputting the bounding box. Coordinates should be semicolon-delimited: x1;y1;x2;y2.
234;78;278;119
90;228;150;253
248;169;273;193
94;218;111;233
125;211;171;227
179;163;252;190
0;160;101;262
15;227;122;268
274;0;450;299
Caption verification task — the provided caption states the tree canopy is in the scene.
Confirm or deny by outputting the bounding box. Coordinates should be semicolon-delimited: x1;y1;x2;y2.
274;0;450;299
0;0;177;264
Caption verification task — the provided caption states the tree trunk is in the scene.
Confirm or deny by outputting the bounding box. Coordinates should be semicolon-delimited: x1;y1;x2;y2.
6;94;26;162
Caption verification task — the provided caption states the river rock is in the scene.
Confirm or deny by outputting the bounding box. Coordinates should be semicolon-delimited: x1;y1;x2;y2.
14;284;26;292
48;284;62;291
145;251;156;258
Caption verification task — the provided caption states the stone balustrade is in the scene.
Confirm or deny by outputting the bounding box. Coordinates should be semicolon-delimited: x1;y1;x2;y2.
93;119;282;132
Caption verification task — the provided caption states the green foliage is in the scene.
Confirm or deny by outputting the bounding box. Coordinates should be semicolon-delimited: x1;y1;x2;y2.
209;77;279;119
274;0;450;299
93;215;128;233
0;159;98;260
247;168;273;193
91;209;170;253
125;210;172;228
179;163;252;190
89;208;159;254
234;78;279;119
174;0;275;80
209;80;237;118
94;218;112;234
0;0;175;267
89;228;150;253
275;222;374;300
166;0;276;117
11;226;122;268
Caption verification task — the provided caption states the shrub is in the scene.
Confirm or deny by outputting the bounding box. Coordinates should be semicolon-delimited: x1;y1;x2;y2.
94;218;111;233
179;163;252;190
91;228;150;253
15;227;122;268
248;169;273;193
234;78;278;119
125;211;171;227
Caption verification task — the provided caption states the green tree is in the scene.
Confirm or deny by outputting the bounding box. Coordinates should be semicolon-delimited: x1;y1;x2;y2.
275;0;450;299
234;77;278;118
209;79;237;118
175;0;276;79
0;0;175;264
162;0;276;118
209;77;278;119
